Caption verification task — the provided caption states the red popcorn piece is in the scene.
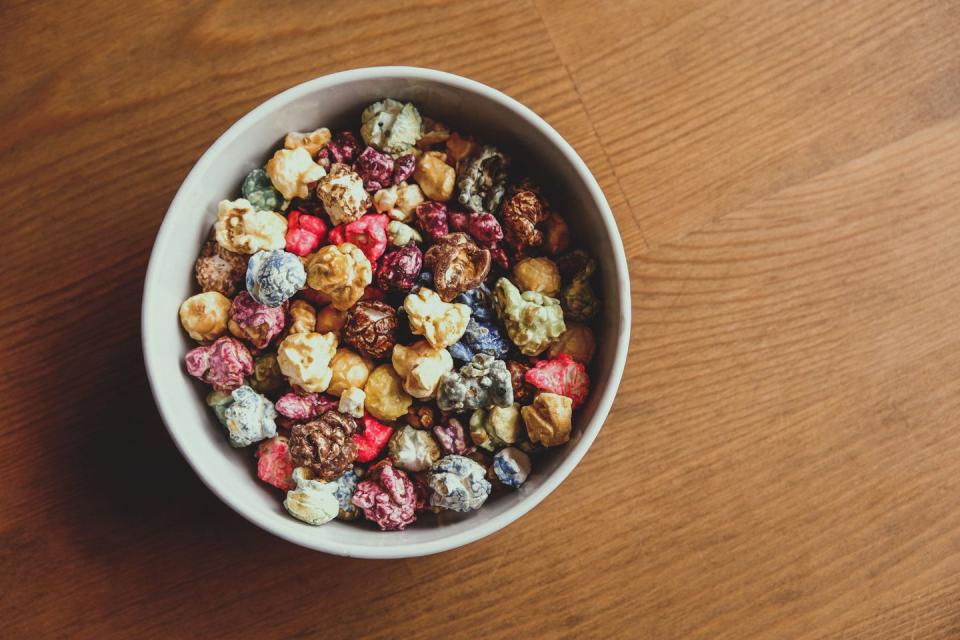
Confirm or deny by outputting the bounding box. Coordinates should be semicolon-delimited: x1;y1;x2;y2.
184;336;253;392
353;414;393;463
328;214;390;264
317;130;359;170
414;201;449;241
274;391;337;421
352;461;417;530
376;242;423;292
524;353;590;409
392;154;416;184
356;146;394;192
256;436;295;491
285;209;328;256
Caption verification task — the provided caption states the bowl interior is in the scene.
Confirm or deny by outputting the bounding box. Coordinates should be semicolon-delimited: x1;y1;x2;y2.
143;68;629;557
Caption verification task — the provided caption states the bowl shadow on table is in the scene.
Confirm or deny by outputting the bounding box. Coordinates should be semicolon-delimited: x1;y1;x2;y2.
31;254;402;614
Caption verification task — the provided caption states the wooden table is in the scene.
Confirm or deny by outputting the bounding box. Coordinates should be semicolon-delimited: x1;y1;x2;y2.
3;1;959;637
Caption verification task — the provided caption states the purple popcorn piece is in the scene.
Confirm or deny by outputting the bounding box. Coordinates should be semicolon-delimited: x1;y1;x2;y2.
391;154;416;184
356;146;395;192
376;241;423;292
433;417;474;455
414;201;449;241
317;130;359;170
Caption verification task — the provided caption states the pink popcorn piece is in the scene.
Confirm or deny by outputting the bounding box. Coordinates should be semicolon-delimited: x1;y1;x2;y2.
285;209;328;256
524;353;590;409
256;436;295;491
352;461;417;531
356;146;394;192
317;130;359;170
185;336;253;392
328;214;390;264
392;154;415;184
414;201;449;241
228;292;287;350
274;390;338;421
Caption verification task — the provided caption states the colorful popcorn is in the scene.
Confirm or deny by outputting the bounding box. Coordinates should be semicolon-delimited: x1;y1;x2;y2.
178;99;603;530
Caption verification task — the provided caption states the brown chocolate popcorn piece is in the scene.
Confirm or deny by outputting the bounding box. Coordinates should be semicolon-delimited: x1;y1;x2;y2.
500;180;547;250
342;300;398;360
289;411;359;481
424;232;492;302
405;403;437;430
506;359;536;404
195;239;247;298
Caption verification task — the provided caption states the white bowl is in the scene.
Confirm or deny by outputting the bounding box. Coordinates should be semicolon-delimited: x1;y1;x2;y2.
142;67;631;558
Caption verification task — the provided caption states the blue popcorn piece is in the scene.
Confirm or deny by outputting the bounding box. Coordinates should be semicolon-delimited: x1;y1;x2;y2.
455;284;495;321
493;447;531;489
246;249;306;307
448;317;511;363
428;455;491;512
210;385;278;448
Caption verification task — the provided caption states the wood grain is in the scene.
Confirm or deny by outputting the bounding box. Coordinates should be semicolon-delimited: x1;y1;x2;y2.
1;1;959;638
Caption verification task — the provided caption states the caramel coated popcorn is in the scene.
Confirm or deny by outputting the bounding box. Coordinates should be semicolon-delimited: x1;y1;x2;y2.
179;291;231;342
306;243;372;311
414;151;456;202
266;147;327;201
391;340;453;399
284;126;332;156
521;392;573;447
403;288;470;349
316;163;369;226
276;331;338;393
215;199;287;254
326;348;374;397
363;364;413;422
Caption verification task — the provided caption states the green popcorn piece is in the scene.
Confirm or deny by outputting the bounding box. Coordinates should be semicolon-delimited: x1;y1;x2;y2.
360;99;423;154
469;404;521;452
559;254;599;321
492;277;566;356
561;276;599;321
242;167;282;211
